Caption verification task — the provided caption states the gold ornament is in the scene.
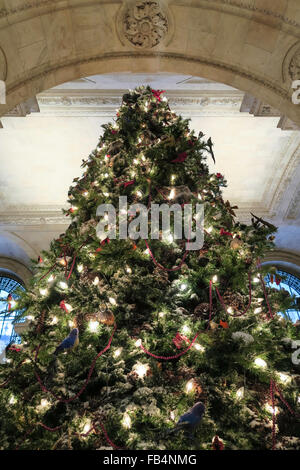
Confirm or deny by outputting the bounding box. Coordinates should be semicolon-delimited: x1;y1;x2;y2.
230;238;243;250
98;309;115;326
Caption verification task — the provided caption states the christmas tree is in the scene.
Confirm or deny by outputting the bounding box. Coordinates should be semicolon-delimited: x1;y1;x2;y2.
0;86;299;451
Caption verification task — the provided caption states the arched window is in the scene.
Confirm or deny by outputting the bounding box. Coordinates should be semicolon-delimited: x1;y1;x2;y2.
265;270;300;322
0;272;25;346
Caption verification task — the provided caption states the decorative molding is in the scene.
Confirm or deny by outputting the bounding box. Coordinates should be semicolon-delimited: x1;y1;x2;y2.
286;188;300;220
0;206;68;226
0;0;300;34
4;96;40;118
277;116;300;131
282;40;300;83
240;92;280;117
0;45;7;81
119;1;169;49
37;89;244;117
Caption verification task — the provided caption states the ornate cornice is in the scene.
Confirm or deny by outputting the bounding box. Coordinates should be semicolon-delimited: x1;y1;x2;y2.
37;89;244;117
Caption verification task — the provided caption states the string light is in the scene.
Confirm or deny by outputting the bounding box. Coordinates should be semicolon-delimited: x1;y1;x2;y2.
88;321;99;333
39;288;48;297
171;175;176;183
136;190;142;198
109;297;117;306
40;399;50;409
114;348;122;358
254;357;267;368
83;419;92;434
227;307;233;314
212;275;218;283
180;283;188;291
185;379;196;393
64;303;73;313
170;411;176;421
77;264;84;273
194;343;205;352
27;315;34;321
51;316;58;325
59;281;68;290
236;387;245;399
122;413;132;429
126;266;132;274
253;277;260;283
47;274;55;283
158;311;165;318
92;276;100;286
133;362;149;378
135;339;142;347
278;372;291;384
182;325;191;334
206;226;213;233
168;189;175;200
143;248;150;256
83;191;89;197
254;307;262;314
58;258;67;266
265;404;279;415
103;192;109;197
9;395;16;405
68;320;75;328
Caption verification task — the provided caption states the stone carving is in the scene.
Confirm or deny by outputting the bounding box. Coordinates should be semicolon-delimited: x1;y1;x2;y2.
123;1;168;48
288;47;300;81
0;46;7;81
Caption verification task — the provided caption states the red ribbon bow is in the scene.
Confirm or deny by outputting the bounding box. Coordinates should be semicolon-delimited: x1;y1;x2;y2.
123;180;135;188
60;300;68;313
172;332;191;349
151;89;166;102
216;173;223;179
220;228;233;237
172;152;188;163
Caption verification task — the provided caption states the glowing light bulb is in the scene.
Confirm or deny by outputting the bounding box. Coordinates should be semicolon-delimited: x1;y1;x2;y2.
278;372;291;384
185;379;196;393
206;226;213;233
77;264;84;273
83;191;89;197
254;357;267;368
9;395;16;405
257;298;264;303
169;189;175;200
253;277;260;283
39;288;48;297
47;274;55;283
126;266;132;274
180;283;187;291
93;276;100;286
167;233;174;243
114;348;122;358
65;303;73;313
182;325;191;335
136;190;142;198
104;173;109;178
58;258;67;266
170;411;176;421
198;194;202;200
227;307;233;314
10;300;17;308
134;363;149;379
236;387;245;399
144;249;150;256
40;399;50;408
59;281;68;290
171;175;176;183
212;275;218;283
122;413;132;429
254;307;262;314
68;320;75;328
135;339;142;347
83;420;92;434
88;321;99;333
27;315;34;321
133;159;139;164
194;343;205;352
89;253;96;260
109;297;117;306
265;404;279;415
158;311;165;318
51;316;58;325
103;192;109;197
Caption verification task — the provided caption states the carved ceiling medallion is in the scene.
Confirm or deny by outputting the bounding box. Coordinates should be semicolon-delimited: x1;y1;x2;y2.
121;1;169;49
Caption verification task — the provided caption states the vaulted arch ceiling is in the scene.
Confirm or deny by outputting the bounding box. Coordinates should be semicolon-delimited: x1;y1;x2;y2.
0;0;299;124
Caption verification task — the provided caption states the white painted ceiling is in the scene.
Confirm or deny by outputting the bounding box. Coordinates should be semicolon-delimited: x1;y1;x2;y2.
0;73;299;259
